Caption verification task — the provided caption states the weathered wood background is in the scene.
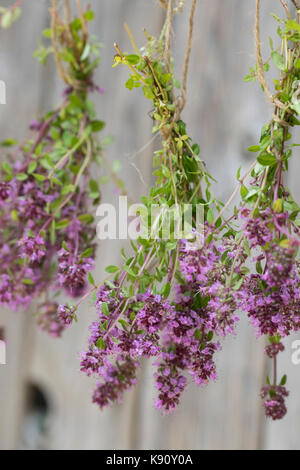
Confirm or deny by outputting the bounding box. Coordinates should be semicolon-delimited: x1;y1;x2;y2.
0;0;299;450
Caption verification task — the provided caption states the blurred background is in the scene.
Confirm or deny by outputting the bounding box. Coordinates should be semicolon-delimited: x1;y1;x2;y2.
0;0;299;450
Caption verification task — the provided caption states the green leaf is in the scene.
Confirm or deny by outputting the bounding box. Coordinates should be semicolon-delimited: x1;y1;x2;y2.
33;173;47;182
207;331;214;342
42;28;52;38
142;86;155;100
56;219;70;230
118;319;130;329
240;184;248;199
62;241;69;251
96;337;106;350
50;220;56;244
105;265;119;273
194;329;202;341
61;184;75;195
1;11;13;29
78;214;94;224
273;198;283;213
17;173;28;181
233;277;244;290
81;247;93;258
257;153;277;166
84;10;95;21
256;261;263;274
125;54;140;65
88;271;96;286
11;209;18;221
1;138;18;147
124;265;136;278
88;191;100;200
280;374;287;386
271;51;285;71
162;282;171;298
27;161;37;174
2;161;12;174
80;43;91;61
248;145;260;152
286;19;300;33
22;278;34;285
295;58;300;69
207;207;214;224
101;302;109;316
91;120;105;132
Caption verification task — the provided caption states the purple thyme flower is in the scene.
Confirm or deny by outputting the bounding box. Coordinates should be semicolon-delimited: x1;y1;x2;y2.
265;341;285;359
18;233;46;263
57;303;77;325
261;385;289;420
57;248;94;297
37;302;68;338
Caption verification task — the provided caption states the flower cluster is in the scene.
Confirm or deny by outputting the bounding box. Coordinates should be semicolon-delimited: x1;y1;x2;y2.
57;303;77;326
57;248;94;297
260;385;289;420
80;285;174;407
92;357;139;409
265;341;285;359
178;237;243;336
81;238;238;413
18;233;46;263
237;208;300;338
37;302;68;338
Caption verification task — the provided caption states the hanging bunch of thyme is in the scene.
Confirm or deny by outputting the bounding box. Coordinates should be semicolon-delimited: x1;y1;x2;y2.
76;0;249;413
214;0;300;420
0;0;110;336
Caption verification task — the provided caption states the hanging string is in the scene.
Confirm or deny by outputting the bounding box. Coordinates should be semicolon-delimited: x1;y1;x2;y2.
51;0;70;85
178;0;197;113
255;0;287;111
164;0;174;73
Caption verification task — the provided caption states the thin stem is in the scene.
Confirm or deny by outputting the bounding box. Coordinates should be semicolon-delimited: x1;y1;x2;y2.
124;23;140;55
75;0;87;41
104;246;156;339
49;131;89;177
42;139;92;233
114;43;148;86
157;0;168;9
179;0;197;112
29;104;66;157
255;0;286;110
6;0;24;13
213;160;257;224
75;274;114;309
101;151;132;201
273;355;277;387
280;0;290;18
64;0;71;25
51;0;69;84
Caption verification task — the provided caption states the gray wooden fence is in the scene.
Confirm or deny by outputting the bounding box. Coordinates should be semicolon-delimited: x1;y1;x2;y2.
0;0;299;450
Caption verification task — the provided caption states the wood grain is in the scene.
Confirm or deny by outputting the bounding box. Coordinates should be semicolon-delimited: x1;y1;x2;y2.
0;0;299;450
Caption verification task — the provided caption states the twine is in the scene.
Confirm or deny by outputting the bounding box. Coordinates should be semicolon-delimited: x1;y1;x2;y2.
255;0;287;111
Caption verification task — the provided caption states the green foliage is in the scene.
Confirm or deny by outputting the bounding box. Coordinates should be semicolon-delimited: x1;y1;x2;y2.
0;4;21;29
